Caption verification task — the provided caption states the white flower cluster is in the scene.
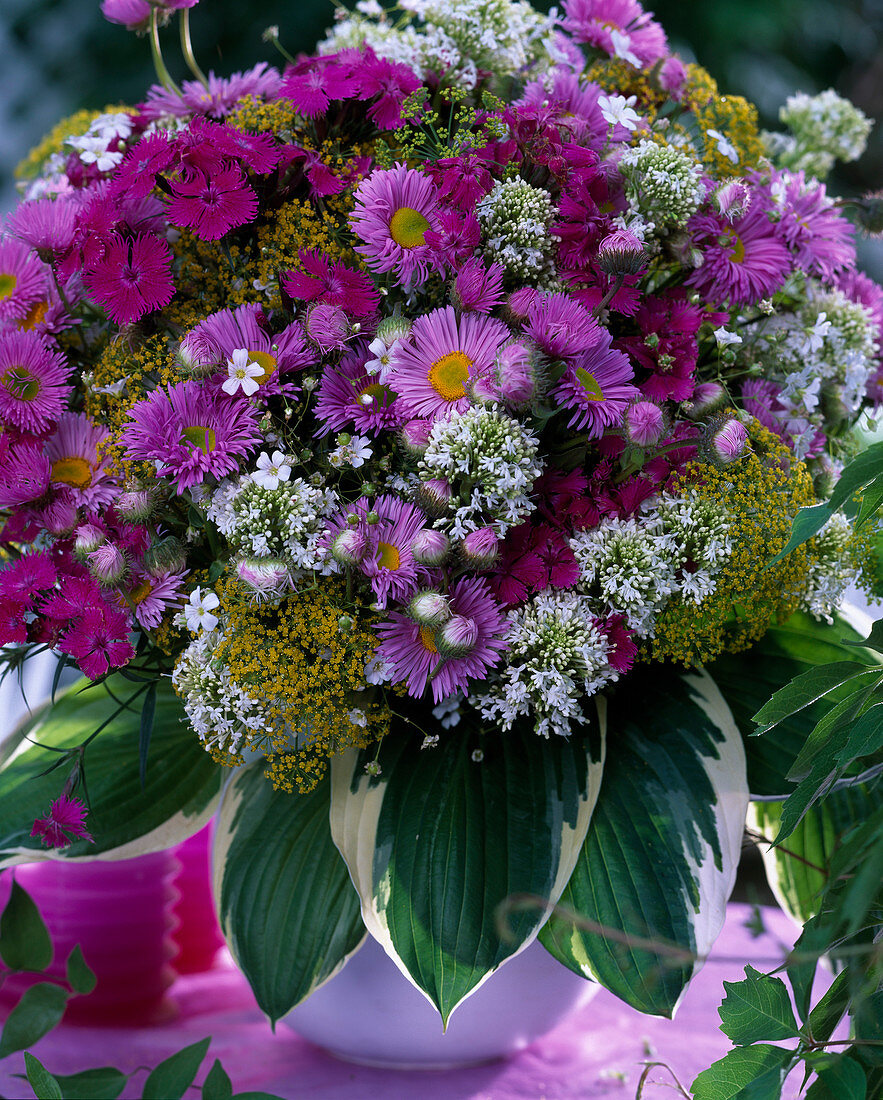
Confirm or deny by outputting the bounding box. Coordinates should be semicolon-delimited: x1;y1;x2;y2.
777;89;873;176
418;404;542;535
571;493;732;636
474;591;618;738
321;0;555;89
172;629;272;756
619;140;706;229
66;112;134;173
802;512;861;623
476;179;558;282
207;472;338;573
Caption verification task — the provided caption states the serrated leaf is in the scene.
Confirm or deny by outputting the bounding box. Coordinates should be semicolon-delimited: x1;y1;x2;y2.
201;1059;232;1100
65;945;96;995
806;1054;867;1100
0;677;221;869
330;716;605;1025
141;1037;210;1100
692;1044;795;1100
23;1053;63;1100
539;669;747;1017
52;1067;127;1100
214;764;365;1024
719;965;800;1045
806;970;852;1044
0;879;52;971
752;663;873;738
786;683;882;782
0;982;69;1057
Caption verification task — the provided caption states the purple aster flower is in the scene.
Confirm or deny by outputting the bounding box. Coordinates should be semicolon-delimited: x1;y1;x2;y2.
524;292;601;360
0;329;71;434
179;304;311;381
31;795;94;849
0;439;51;509
83;233;175;324
128;568;188;629
166;166;258;241
324;495;431;607
139;64;282;121
375;576;509;704
452;257;505;314
44;412;117;509
766;170;856;281
836;269;883;339
122;380;262;492
559;0;668;68
517;74;614;149
687;205;792;307
5;195;79;259
350;165;444;290
391;306;509;421
553;330;640;436
0;236;50;322
314;349;407;436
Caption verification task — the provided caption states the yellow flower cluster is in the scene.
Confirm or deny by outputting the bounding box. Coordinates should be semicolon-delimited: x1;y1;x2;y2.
15;106;130;179
684;65;764;178
227;96;300;137
216;581;389;792
649;420;817;666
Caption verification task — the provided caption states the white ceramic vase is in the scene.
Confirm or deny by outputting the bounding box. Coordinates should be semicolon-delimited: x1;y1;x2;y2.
283;934;598;1069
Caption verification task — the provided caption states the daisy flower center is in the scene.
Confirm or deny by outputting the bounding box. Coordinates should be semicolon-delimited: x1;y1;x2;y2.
181;424;217;452
0;273;17;299
51;456;93;488
575;367;604;402
248;350;277;383
389;207;430;249
428;351;472;401
376;540;401;570
19;301;49;330
130;581;153;605
2;366;39;402
419;625;438;653
359;382;393;405
728;232;746;264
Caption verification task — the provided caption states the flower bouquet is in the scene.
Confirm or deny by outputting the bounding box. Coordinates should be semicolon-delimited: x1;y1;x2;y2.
1;0;882;1069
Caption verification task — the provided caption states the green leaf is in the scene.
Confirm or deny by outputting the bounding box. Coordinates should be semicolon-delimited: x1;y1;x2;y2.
806;1055;867;1100
786;684;882;782
0;982;69;1057
539;669;747;1017
842;618;883;654
65;945;97;995
854;476;883;530
692;1044;795;1100
718;965;800;1045
806;970;852;1044
752;663;874;737
330;715;605;1025
0;677;221;869
201;1060;232;1100
141;1037;210;1100
214;764;365;1024
51;1068;127;1100
138;680;157;789
231;1094;287;1100
23;1053;63;1100
0;879;52;971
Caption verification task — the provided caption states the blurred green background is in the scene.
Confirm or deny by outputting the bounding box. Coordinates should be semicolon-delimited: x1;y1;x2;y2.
2;0;881;274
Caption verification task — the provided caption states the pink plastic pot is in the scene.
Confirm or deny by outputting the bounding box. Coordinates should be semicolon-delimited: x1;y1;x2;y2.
170;824;224;974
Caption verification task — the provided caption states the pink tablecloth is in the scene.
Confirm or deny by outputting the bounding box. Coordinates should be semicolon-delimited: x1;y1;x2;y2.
0;904;830;1099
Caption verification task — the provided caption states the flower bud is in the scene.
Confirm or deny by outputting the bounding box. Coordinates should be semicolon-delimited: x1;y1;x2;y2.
597;229;646;277
143;536;187;575
706;417;748;465
74;523;107;560
502;287;538;323
682;382;726;420
467;372;500;404
625;401;665;447
40;496;78;536
235;557;291;601
87;542;128;586
374;315;412;345
400;418;433;456
411;528;449;565
413;477;452;517
497;339;543;408
436;614;479;658
460;527;499;569
304;302;352;353
332;528;368;565
116;488;158;523
408;590;452;628
714;180;751;222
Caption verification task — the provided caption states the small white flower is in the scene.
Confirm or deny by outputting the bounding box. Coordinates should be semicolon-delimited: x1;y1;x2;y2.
714;326;743;347
610;29;641;68
347;708;368;728
252;450;292;490
330;435;373;469
185;587;220;634
805;312;831;354
706;128;740;165
421;734;440;749
598;94;640;131
222;348;263;396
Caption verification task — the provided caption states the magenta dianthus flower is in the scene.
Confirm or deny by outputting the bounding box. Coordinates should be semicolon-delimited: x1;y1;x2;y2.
375;576;509;703
83;233;175;324
283;250;379;318
122;380;262;491
166;166;258;240
58;604;135;680
31;795;94;849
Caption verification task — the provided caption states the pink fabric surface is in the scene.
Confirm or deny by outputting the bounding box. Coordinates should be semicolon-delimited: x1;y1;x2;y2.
0;904;831;1099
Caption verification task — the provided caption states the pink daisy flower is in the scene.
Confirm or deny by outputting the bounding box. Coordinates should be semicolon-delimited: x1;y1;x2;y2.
139;64;283;121
375;576;509;703
559;0;668;68
83;233;175;324
166;166;258;241
766;170;856;281
31;795;93;849
391;306;509;420
0;329;70;434
5;195;80;259
122;380;262;492
350;165;443;289
44;412;117;510
0;236;50;322
523;292;601;360
452;257;505;314
687;205;792;307
0;438;51;509
553;330;640;436
325;495;431;607
314;349;407;436
127;568;188;630
179;304;311;383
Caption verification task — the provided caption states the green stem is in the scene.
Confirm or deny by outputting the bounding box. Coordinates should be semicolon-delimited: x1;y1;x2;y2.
179;9;209;88
149;9;182;96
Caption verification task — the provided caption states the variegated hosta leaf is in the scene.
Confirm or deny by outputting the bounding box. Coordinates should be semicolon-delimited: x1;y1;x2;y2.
0;677;220;869
329;717;606;1025
212;762;366;1023
748;782;877;927
539;668;748;1018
